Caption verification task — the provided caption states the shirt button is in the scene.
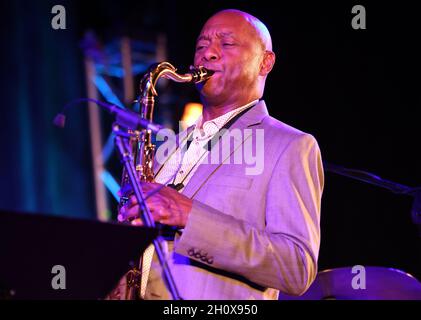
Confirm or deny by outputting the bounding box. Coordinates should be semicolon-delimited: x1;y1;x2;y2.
179;170;184;175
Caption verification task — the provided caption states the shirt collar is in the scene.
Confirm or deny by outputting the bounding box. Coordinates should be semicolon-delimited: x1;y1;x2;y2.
193;99;259;140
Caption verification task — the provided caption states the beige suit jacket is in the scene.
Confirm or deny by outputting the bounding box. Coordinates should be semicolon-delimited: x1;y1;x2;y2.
146;100;324;300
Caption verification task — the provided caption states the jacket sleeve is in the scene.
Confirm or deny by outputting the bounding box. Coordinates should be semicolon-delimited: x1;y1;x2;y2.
174;134;324;295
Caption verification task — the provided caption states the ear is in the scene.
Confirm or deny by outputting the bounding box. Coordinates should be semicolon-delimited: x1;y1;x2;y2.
259;50;276;76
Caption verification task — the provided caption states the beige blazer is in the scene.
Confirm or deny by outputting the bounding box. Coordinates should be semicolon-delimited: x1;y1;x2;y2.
145;100;324;300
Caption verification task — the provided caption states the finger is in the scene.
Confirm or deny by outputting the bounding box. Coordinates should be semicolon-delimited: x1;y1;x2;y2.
159;207;171;220
156;215;174;226
129;194;138;206
152;207;171;224
119;205;140;222
128;193;153;206
117;205;127;222
141;181;162;188
140;182;157;194
141;182;165;198
130;218;144;226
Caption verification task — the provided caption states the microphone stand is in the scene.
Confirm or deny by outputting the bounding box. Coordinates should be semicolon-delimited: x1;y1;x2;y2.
324;162;421;238
113;124;182;300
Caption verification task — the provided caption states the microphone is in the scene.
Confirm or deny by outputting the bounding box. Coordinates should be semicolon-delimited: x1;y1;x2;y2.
53;98;163;134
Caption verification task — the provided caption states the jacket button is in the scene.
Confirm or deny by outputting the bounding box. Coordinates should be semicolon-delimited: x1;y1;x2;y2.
200;255;208;262
200;250;207;257
188;248;195;256
207;257;214;264
194;252;201;259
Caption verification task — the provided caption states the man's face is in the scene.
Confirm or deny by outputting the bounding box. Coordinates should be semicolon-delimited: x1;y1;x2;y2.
194;12;264;106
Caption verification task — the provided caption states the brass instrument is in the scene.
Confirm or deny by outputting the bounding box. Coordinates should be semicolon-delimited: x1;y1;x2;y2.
118;62;213;300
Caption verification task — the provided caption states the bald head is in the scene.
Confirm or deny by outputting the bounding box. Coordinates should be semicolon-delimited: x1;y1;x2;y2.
194;9;276;112
206;9;273;51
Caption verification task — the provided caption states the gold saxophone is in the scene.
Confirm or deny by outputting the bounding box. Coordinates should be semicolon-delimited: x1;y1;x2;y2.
120;62;213;194
117;62;213;300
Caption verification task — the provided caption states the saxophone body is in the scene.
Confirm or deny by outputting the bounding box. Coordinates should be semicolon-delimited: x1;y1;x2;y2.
117;62;213;300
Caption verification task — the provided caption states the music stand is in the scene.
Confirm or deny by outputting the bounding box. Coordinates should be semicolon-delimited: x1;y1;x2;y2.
0;210;157;300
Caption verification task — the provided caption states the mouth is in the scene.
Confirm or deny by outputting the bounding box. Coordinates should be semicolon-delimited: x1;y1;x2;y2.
194;66;221;88
201;68;220;85
199;65;221;73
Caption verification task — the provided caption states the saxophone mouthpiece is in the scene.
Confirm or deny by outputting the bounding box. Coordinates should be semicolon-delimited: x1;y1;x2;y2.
189;65;214;83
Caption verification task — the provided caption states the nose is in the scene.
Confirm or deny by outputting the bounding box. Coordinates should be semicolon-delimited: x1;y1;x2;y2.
201;43;220;62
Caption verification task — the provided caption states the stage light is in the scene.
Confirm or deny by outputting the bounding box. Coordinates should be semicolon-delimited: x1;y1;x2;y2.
181;102;203;130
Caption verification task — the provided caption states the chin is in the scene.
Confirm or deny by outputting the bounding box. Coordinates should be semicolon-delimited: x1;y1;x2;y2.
197;80;216;97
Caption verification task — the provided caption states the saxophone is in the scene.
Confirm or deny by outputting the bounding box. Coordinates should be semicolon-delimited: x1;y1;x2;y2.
117;62;213;299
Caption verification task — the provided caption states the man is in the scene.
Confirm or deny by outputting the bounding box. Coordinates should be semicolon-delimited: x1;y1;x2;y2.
119;9;324;300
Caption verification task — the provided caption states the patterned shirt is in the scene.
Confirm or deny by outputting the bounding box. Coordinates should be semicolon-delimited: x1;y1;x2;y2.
155;99;258;191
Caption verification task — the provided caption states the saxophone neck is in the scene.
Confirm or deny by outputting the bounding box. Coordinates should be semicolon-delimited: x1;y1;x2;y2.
139;61;214;121
140;62;214;96
160;63;214;84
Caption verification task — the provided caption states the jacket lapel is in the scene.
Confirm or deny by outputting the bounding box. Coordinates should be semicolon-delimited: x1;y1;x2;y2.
181;100;269;199
153;125;195;177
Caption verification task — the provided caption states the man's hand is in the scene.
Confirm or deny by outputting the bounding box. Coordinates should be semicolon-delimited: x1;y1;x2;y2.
118;182;193;228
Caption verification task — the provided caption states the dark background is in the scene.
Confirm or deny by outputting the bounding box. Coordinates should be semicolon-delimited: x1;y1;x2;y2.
1;0;420;282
